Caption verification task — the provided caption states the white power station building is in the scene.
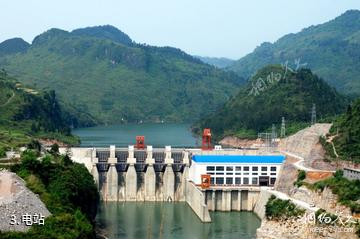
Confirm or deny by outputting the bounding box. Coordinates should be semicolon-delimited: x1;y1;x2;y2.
189;155;285;187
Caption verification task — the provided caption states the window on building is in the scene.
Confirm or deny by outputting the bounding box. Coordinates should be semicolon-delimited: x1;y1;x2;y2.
243;172;249;175
235;166;241;171
252;178;258;185
261;166;267;171
270;166;276;171
244;166;249;171
210;177;214;185
261;173;267;175
216;177;224;185
207;172;215;175
216;166;224;171
252;166;258;171
235;172;241;175
252;172;258;175
207;166;215;171
216;172;224;175
243;177;249;184
270;178;276;185
235;177;241;184
226;168;233;174
270;173;276;176
226;178;233;185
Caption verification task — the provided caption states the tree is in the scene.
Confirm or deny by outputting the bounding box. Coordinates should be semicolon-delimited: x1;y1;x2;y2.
49;143;59;156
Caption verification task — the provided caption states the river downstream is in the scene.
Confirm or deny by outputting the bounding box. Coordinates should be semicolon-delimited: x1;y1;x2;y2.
96;202;261;239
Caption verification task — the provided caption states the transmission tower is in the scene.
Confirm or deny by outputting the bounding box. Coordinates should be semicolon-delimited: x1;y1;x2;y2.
258;133;271;150
281;117;286;138
271;124;277;147
311;104;316;125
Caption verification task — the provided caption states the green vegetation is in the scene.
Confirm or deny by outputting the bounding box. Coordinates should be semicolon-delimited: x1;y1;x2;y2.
0;146;5;157
310;170;360;213
265;195;305;220
0;72;81;149
228;10;360;96
327;98;360;162
196;65;347;140
0;150;99;238
294;170;306;187
0;26;245;124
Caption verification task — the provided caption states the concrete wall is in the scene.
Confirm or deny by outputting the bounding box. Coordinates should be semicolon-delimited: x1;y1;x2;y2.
204;188;260;212
185;181;211;222
253;189;272;219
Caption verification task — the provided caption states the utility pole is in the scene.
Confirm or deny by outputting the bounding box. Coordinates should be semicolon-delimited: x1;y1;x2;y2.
311;104;316;125
281;117;286;138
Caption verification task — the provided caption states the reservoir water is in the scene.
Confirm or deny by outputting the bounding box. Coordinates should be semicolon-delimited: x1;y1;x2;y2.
73;123;198;147
74;124;261;239
96;202;261;239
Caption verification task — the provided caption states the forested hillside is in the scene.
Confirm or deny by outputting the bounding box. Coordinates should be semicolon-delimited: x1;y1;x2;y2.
324;98;360;162
0;71;83;151
196;65;348;140
0;26;245;124
228;10;360;96
0;38;29;56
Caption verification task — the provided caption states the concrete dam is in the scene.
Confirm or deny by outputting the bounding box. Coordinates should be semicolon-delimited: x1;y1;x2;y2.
93;145;189;202
65;145;285;222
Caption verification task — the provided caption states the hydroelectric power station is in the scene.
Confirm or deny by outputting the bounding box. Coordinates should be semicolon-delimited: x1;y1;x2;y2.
63;129;286;222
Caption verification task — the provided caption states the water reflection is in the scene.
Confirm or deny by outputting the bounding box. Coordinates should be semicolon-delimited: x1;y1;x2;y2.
96;202;261;239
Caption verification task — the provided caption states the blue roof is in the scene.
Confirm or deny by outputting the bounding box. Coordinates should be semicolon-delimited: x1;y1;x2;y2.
192;155;285;164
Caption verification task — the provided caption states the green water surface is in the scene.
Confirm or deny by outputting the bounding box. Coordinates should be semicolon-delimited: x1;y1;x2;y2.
73;123;198;147
96;202;261;239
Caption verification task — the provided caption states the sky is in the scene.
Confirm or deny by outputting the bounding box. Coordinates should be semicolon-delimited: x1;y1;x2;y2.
1;0;360;59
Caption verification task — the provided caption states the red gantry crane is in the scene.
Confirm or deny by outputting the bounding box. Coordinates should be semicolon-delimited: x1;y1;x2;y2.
201;128;213;150
135;136;145;149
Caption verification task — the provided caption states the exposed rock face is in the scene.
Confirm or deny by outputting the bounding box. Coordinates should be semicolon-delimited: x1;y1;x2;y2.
274;156;299;194
256;186;358;239
256;219;358;239
219;136;259;148
0;170;51;232
279;123;332;160
290;186;352;216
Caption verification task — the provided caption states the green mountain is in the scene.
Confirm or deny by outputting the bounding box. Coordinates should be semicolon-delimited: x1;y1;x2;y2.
0;26;244;124
196;65;348;139
195;56;235;68
0;71;80;150
228;10;360;96
0;38;30;56
71;25;133;45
